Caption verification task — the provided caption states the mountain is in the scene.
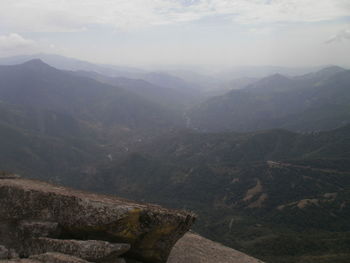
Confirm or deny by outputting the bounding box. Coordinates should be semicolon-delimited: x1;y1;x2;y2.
0;113;101;182
0;54;202;95
245;73;295;92
0;59;186;183
141;72;201;91
163;69;222;91
0;58;349;263
79;125;350;263
0;60;183;133
219;77;259;91
188;67;350;132
216;65;323;81
0;53;144;78
0;100;87;139
73;71;200;110
295;65;346;82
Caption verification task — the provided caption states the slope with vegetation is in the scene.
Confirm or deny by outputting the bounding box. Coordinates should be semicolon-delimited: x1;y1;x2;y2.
86;126;350;263
189;66;350;132
0;59;185;182
0;58;349;263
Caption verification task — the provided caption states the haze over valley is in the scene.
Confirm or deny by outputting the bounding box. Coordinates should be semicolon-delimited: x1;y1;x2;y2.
0;1;350;263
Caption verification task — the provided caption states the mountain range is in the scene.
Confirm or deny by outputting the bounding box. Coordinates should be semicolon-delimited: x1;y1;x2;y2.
189;66;350;132
0;56;349;263
0;59;186;181
0;59;184;132
87;126;350;263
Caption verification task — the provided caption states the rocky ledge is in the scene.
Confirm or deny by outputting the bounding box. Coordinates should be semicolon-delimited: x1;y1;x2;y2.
168;232;264;263
0;175;195;263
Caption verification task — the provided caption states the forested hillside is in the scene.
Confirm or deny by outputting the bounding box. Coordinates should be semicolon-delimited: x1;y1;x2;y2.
0;59;349;263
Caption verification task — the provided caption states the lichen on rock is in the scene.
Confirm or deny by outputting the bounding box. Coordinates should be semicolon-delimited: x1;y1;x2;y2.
0;177;195;263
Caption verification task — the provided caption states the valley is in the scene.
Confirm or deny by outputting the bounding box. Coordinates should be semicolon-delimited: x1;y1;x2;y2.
0;57;349;263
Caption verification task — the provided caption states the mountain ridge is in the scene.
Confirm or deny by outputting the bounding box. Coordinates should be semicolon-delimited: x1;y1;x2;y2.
83;124;350;263
0;58;349;263
188;68;350;132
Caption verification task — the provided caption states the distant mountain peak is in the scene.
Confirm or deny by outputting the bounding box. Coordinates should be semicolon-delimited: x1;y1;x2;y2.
264;73;290;81
297;65;346;82
20;59;53;70
255;73;292;87
318;65;345;74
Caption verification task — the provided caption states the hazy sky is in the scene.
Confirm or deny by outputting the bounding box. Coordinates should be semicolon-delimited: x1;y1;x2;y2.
0;0;349;68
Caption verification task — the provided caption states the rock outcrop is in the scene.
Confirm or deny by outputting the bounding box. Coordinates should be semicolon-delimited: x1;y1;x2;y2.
0;175;195;263
26;238;130;261
168;232;264;263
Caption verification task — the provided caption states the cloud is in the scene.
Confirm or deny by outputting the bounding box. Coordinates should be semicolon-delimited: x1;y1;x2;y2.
325;28;350;43
0;33;61;57
0;0;349;32
0;33;36;50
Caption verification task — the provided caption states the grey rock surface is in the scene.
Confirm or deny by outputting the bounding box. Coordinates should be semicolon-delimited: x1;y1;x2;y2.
19;221;60;238
0;177;195;263
167;232;264;263
28;238;130;262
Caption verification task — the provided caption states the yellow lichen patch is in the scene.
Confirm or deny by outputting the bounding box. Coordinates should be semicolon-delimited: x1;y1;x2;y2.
137;223;178;261
140;224;177;249
110;208;142;242
248;193;268;208
243;179;262;201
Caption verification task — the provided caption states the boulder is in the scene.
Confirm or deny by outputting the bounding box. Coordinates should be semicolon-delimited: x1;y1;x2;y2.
0;177;195;263
167;232;264;263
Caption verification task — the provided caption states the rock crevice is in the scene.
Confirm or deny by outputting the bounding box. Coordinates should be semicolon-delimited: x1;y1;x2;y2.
0;176;195;263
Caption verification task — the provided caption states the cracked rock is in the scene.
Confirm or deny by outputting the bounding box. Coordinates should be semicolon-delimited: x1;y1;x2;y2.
27;238;130;262
0;178;195;263
18;221;60;239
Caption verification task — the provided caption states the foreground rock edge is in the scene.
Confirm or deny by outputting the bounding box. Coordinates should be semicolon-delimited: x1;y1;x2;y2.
0;177;196;263
168;232;265;263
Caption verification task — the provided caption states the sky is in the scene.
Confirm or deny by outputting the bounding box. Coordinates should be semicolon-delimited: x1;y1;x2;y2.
0;0;349;69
